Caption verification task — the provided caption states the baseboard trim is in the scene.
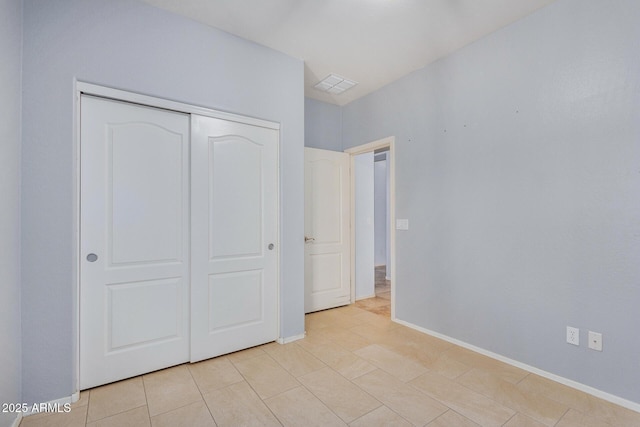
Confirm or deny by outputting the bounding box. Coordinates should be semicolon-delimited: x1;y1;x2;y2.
10;413;22;427
277;332;306;344
355;293;376;301
21;391;79;417
393;318;640;414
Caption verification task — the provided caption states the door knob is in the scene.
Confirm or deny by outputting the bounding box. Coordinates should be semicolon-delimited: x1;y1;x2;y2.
86;253;98;262
268;243;275;250
304;236;315;243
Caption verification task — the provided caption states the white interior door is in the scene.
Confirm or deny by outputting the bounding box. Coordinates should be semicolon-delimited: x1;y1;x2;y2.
80;95;190;389
190;115;279;362
304;147;351;313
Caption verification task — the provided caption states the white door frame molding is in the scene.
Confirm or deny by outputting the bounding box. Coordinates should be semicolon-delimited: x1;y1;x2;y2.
73;81;281;394
344;137;396;320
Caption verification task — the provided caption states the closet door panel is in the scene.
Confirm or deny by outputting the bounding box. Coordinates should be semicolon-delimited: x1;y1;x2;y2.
191;115;279;362
80;95;190;389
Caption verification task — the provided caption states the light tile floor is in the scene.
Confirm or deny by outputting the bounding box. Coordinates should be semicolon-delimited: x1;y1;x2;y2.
355;266;391;317
20;305;640;427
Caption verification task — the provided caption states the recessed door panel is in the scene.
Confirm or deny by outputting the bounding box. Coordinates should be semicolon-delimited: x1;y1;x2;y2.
309;159;343;244
108;278;183;350
109;123;184;266
209;136;262;259
208;270;263;331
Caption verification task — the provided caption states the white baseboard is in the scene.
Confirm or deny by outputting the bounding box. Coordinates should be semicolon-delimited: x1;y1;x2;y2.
355;293;376;301
277;332;306;344
393;318;640;414
21;392;78;417
11;413;22;427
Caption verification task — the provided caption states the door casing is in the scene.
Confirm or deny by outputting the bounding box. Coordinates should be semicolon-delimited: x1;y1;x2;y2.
345;137;396;320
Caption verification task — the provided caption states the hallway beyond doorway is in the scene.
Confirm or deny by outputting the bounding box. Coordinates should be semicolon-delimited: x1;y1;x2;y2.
355;266;390;317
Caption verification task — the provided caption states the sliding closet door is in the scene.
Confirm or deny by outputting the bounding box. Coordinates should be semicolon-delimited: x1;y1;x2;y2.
190;115;279;362
80;95;190;389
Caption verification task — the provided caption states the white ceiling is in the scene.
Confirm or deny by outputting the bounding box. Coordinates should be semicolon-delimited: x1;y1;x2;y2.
140;0;557;106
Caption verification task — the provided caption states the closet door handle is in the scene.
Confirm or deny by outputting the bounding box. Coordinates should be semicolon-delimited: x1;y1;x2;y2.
86;253;98;262
304;236;315;243
268;243;275;250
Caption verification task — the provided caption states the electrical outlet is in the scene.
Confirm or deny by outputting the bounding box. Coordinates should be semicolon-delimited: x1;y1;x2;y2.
588;331;603;351
566;326;579;346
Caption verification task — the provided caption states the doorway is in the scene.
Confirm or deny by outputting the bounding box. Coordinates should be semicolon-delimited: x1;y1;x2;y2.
346;137;396;319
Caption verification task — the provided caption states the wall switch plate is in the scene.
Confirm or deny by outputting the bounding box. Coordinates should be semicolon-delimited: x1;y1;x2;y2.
588;331;603;351
566;326;579;346
396;219;409;230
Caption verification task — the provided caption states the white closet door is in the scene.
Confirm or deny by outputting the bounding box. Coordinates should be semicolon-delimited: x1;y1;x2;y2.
190;115;279;362
304;147;351;312
80;95;190;389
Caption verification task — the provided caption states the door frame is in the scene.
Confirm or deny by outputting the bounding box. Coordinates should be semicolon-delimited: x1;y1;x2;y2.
344;136;396;320
73;81;281;394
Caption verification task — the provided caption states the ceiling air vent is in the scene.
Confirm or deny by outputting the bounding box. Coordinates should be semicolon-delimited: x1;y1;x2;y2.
314;74;358;94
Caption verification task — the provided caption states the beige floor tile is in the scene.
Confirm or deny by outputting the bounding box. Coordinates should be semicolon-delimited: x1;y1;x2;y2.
305;312;335;331
142;365;203;417
330;352;378;380
427;353;473;379
456;369;567;426
262;342;326;377
297;334;376;380
188;356;244;394
87;377;147;422
72;391;90;409
150;401;215;427
297;335;351;363
225;345;266;362
516;374;640;426
264;386;346;427
354;296;390;309
330;305;370;318
353;369;448;426
319;327;372;351
443;346;528;384
86;406;150;427
427;410;480;427
409;371;515;427
203;381;279;427
20;405;88;427
352;311;401;331
503;412;548;427
349;325;407;348
377;291;391;300
231;354;299;399
392;327;453;353
298;367;381;423
349;405;412;427
321;310;368;329
354;344;428;382
516;374;592;411
555;408;612;427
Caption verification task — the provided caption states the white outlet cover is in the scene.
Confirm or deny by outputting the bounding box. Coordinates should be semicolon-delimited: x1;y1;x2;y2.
588;331;603;351
566;326;579;346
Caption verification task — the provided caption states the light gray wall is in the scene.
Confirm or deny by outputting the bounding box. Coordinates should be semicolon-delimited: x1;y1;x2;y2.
374;155;387;266
0;0;22;426
304;97;342;151
21;0;304;404
354;152;375;300
342;0;640;404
